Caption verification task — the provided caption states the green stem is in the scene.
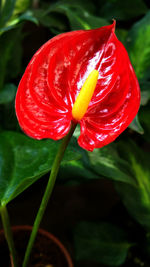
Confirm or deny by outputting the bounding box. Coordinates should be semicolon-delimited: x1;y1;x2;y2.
22;122;77;267
0;205;18;267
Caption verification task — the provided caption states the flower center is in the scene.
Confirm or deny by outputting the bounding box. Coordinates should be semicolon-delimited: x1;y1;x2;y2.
72;70;99;121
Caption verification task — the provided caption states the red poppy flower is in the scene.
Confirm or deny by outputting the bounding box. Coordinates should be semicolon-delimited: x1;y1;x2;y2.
15;22;140;151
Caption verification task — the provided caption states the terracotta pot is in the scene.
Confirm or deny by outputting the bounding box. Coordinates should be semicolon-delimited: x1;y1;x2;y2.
0;225;73;267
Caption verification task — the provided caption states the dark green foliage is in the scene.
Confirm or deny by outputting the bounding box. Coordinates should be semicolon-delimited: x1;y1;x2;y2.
0;1;150;266
99;0;148;21
126;11;150;80
0;84;16;104
0;0;17;27
74;221;132;266
115;140;150;230
0;131;82;205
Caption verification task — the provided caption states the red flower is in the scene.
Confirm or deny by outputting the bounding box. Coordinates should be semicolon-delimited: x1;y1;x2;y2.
15;22;140;151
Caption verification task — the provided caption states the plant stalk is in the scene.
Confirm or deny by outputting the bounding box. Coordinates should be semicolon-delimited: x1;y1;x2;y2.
22;122;77;267
0;205;18;267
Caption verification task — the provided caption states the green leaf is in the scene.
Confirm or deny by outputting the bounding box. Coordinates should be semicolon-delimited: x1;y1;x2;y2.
64;6;108;30
0;88;18;131
0;0;37;35
44;2;108;30
99;0;148;21
0;0;16;27
60;134;137;186
74;221;131;266
0;27;22;89
116;28;128;44
59;159;99;185
59;136;99;184
86;144;136;186
0;83;16;104
115;140;150;229
0;81;17;131
13;0;31;15
116;181;150;230
126;11;150;80
0;10;38;35
16;10;38;24
129;115;144;134
139;105;150;143
33;9;66;32
58;0;96;14
140;81;150;106
0;131;82;205
73;124;80;139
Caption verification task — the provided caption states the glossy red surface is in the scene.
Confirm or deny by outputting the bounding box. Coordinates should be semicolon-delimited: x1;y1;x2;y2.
15;22;140;151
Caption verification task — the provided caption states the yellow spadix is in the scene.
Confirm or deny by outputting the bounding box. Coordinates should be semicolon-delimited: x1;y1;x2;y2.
72;70;99;121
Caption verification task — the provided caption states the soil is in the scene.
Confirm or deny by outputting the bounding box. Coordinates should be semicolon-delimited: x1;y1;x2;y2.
0;226;73;267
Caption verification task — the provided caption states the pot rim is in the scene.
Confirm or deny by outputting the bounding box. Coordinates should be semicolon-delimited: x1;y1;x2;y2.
0;225;73;267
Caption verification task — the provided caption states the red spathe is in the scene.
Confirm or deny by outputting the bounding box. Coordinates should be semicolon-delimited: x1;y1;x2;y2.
15;22;140;151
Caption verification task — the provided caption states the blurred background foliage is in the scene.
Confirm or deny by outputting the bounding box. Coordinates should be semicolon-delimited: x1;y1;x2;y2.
1;0;150;266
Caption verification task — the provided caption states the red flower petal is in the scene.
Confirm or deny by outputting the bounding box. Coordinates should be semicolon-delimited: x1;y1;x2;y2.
16;22;140;150
16;48;72;140
79;64;140;151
